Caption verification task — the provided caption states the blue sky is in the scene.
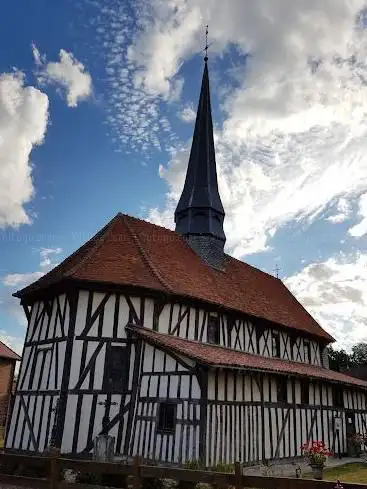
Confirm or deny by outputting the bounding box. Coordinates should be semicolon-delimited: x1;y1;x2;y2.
0;0;367;354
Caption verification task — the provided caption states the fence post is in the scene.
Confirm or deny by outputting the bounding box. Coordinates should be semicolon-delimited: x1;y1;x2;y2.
132;455;142;489
234;462;242;489
49;449;60;489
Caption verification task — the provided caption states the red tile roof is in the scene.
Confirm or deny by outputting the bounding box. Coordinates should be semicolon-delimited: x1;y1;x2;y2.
0;341;21;361
131;327;367;388
15;213;333;342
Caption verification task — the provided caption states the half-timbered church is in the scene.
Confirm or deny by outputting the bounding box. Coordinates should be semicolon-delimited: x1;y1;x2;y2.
6;54;367;465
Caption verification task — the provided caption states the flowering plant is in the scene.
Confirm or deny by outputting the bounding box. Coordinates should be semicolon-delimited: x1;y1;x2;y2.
301;441;333;468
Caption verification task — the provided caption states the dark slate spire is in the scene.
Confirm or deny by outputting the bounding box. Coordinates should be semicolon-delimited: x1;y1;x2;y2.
174;56;226;269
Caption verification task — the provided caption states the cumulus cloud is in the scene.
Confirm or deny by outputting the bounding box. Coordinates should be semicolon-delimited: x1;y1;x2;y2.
327;198;352;224
0;71;49;228
134;0;367;256
33;45;92;108
1;246;63;329
3;271;44;288
179;104;196;123
285;253;367;349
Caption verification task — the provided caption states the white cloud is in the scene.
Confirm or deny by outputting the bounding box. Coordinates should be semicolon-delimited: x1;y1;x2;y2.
0;330;24;357
33;45;92;108
3;271;44;288
349;192;367;237
0;71;49;228
1;246;63;329
138;0;367;255
285;253;367;349
327;198;352;224
179;104;196;123
39;246;62;268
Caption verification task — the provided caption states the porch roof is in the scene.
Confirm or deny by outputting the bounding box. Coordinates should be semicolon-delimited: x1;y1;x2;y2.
130;326;367;389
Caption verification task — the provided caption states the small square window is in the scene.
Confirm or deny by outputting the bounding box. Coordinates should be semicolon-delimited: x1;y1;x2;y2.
208;316;220;344
277;377;288;403
272;331;281;358
158;402;176;433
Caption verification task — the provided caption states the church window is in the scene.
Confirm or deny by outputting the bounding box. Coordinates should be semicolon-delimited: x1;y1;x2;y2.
304;340;311;363
332;386;344;408
157;402;176;433
208;315;220;344
272;331;281;358
103;346;128;392
277;377;288;403
300;380;309;405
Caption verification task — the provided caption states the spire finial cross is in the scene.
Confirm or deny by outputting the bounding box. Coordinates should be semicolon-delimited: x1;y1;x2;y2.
274;264;281;279
204;25;209;62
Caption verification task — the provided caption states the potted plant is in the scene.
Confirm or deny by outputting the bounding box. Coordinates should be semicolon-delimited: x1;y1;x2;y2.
302;440;333;480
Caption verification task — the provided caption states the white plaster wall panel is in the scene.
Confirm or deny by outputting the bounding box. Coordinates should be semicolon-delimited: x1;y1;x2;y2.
76;395;93;452
154;349;164;372
227;374;234;401
69;340;83;388
191;377;201;399
159;375;168;397
93;343;106;390
6;396;19;448
39;396;51;451
187;307;196;340
149;376;158;398
158;304;171;334
40;350;51;390
17;346;31;389
140;376;149;397
164;353;176;372
62;395;78;453
217;372;225;401
25;303;38;342
75;291;88;335
116;296;129;338
143;344;153;372
101;294;115;337
57;341;66;389
143;298;154;330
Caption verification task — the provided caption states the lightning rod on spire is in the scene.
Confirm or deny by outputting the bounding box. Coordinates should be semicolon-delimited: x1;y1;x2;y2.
204;25;209;62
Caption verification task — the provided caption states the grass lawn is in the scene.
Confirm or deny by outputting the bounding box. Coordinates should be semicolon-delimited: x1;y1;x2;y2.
320;463;367;484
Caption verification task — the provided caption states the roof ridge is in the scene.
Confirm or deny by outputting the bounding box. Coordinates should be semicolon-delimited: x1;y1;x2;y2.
122;215;174;293
226;254;280;282
65;213;121;278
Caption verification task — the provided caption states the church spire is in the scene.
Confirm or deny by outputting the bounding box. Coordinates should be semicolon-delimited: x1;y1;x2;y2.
175;33;226;269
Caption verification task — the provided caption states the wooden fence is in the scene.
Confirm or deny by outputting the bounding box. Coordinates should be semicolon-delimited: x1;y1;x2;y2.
0;452;365;489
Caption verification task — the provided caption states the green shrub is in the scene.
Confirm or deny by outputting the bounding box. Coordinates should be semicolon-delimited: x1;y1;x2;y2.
183;460;203;470
210;462;234;474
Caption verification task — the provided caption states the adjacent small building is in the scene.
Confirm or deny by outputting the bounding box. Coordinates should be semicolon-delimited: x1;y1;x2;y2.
0;341;21;426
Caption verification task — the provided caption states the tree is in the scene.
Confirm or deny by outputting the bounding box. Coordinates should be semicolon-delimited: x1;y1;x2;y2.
351;343;367;367
327;346;353;372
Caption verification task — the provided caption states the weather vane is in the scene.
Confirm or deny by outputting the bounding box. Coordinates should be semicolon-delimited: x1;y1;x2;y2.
204;25;209;62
